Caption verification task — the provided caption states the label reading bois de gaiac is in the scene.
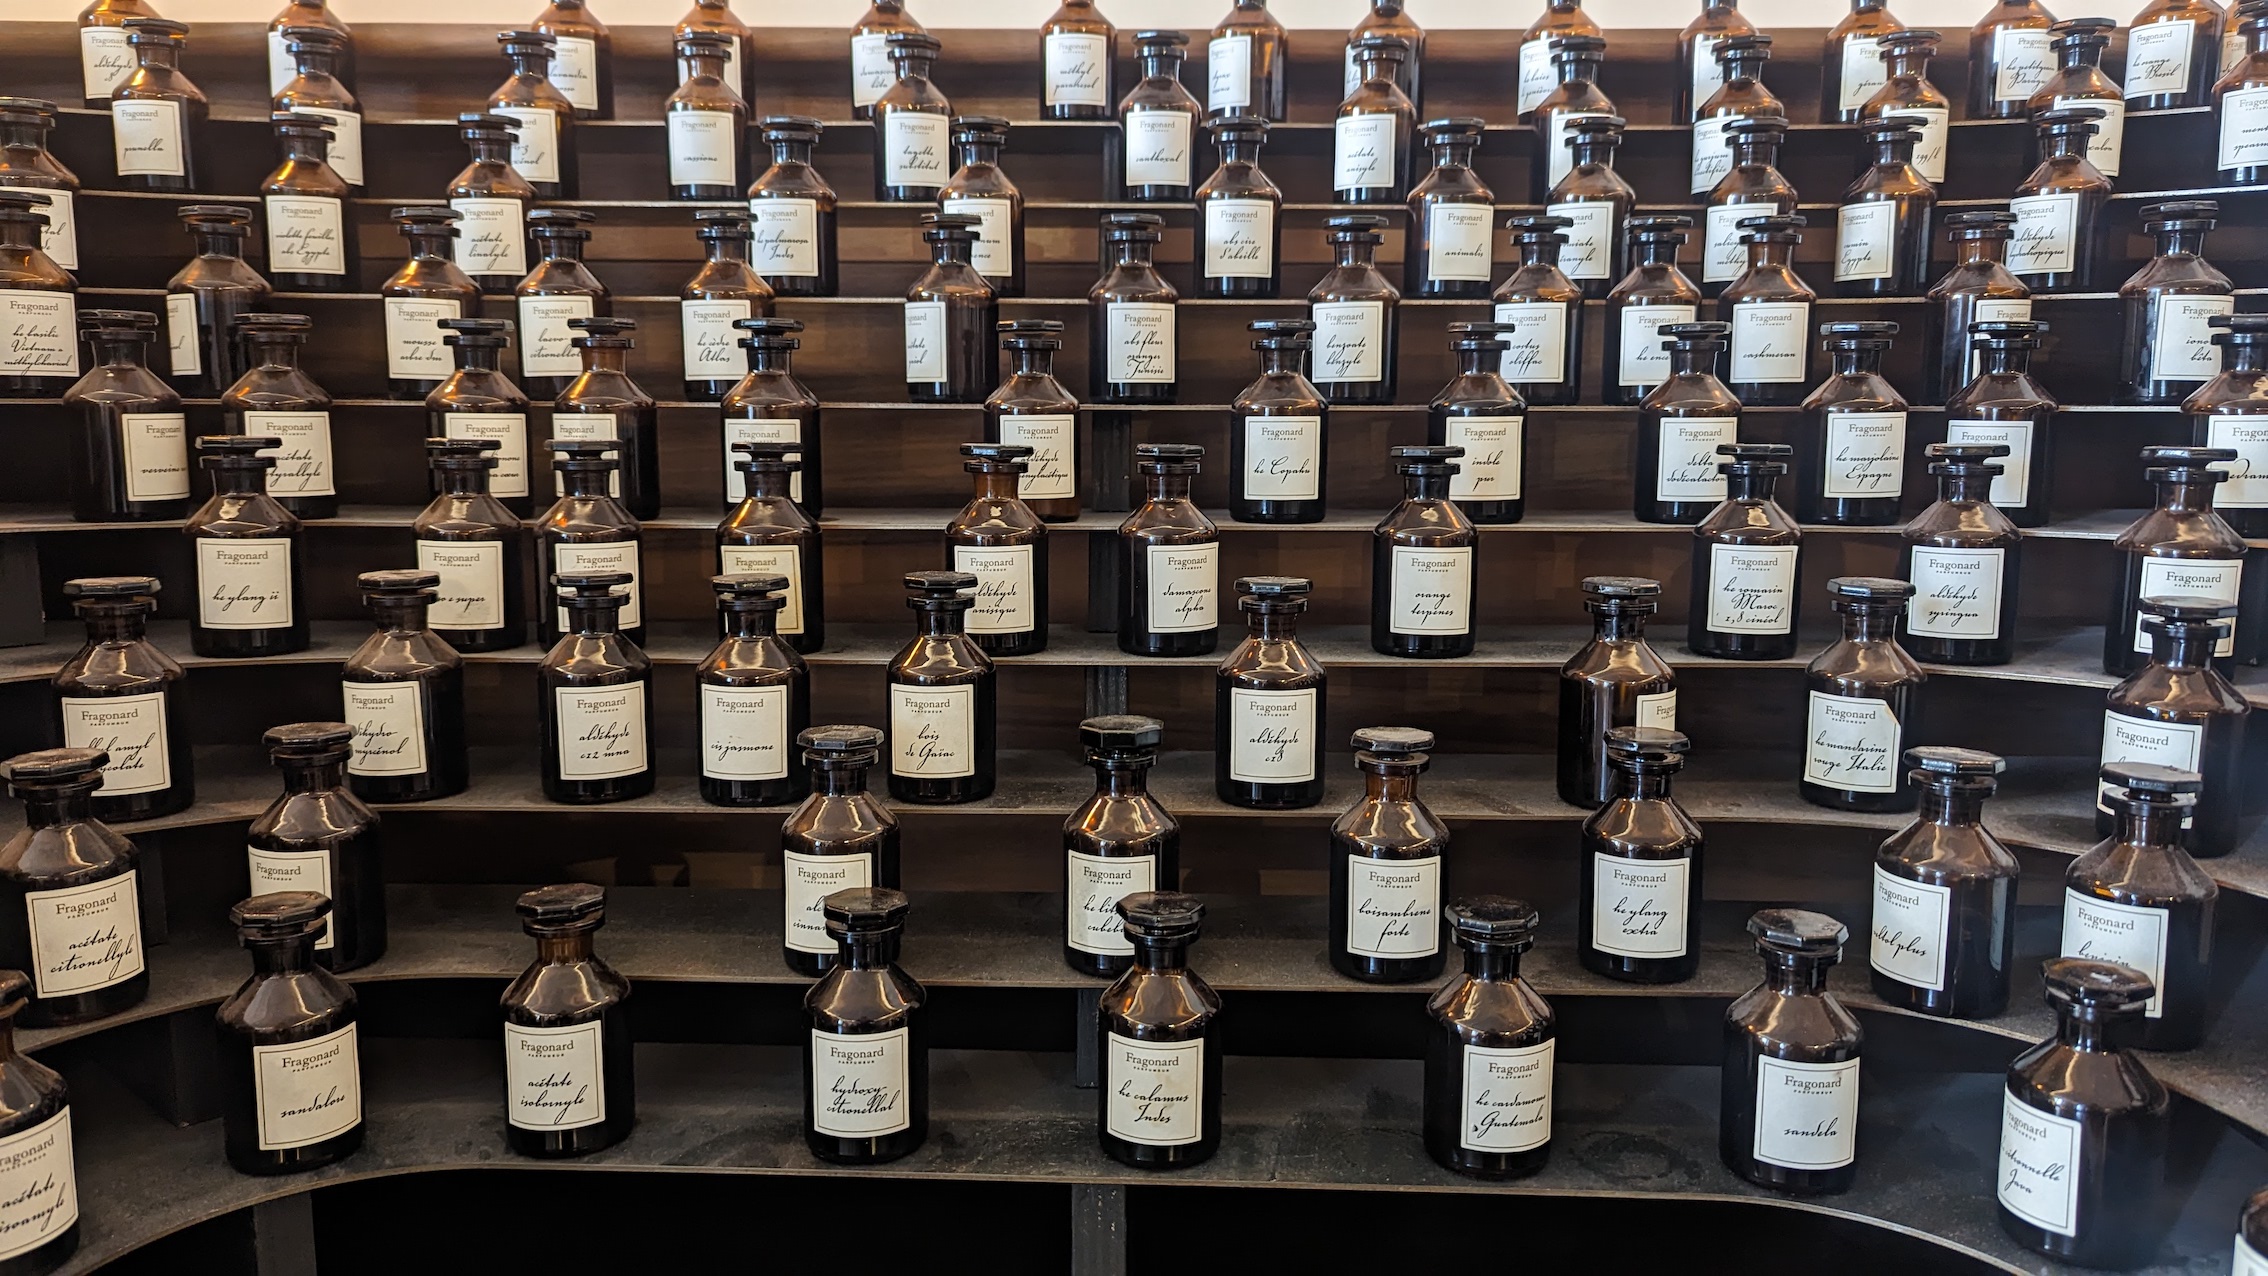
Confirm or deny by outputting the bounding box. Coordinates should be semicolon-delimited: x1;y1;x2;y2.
1107;1033;1202;1146
890;683;976;780
1751;1055;1859;1171
251;1023;361;1151
504;1020;607;1131
24;872;142;998
1459;1038;1553;1154
810;1026;912;1138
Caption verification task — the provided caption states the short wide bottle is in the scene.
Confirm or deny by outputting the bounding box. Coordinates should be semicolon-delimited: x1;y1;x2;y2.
1422;897;1555;1180
1720;908;1862;1196
804;887;928;1164
216;891;363;1175
500;882;635;1158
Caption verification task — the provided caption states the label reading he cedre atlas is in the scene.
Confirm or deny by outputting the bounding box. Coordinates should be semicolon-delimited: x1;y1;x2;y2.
1751;1056;1859;1170
0;292;77;379
1459;1039;1554;1154
1879;106;1949;183
1107;1034;1202;1145
517;295;595;379
264;196;346;276
2221;86;2268;171
118;412;190;503
384;297;462;381
1345;855;1441;959
111;100;185;177
0;1109;76;1262
1492;301;1567;386
1241;417;1321;501
784;850;872;954
1870;864;1951;992
1729;301;1810;385
903;300;945;382
1705;543;1798;634
1333;113;1398;192
1208;35;1252;111
1654;417;1737;504
2150;294;2236;383
939;197;1013;278
1820;411;1905;498
1228;687;1316;784
1591;856;1689;959
2097;711;2204;823
667;110;737;187
504;1020;606;1131
1906;547;2005;640
1069;851;1155;956
1617;305;1696;388
681;298;754;384
418;540;507;631
342;681;426;777
1835;202;1896;282
1146;543;1219;634
1107;303;1176;383
61;692;170;796
1545;201;1616;281
1999;1090;2083;1238
718;546;806;634
1045;32;1110;107
2133;557;2242;655
2207;417;2268;509
1204;198;1274;280
2123;20;2194;99
748;197;819;278
2007;193;2080;276
24;872;141;998
242;411;335;497
1804;691;1900;794
245;845;334;950
1389;546;1473;636
890;683;976;780
1443;415;1521;501
883;112;950;188
1426;204;1494;283
810;1027;912;1138
449;197;528;277
1311;301;1384;384
1124;110;1194;187
552;683;649;781
952;543;1036;635
2062;890;2171;1018
1944;420;2032;508
997;415;1075;501
251;1024;361;1151
492;107;560;185
196;539;293;631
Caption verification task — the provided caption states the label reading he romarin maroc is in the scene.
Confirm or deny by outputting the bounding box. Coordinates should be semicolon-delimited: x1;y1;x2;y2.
1999;1089;2083;1237
342;680;426;777
1591;856;1689;959
118;411;189;503
245;845;333;950
1617;305;1696;389
952;543;1036;636
1125;110;1193;188
1705;542;1797;635
1443;415;1521;501
552;683;649;782
1146;543;1219;634
60;692;170;795
681;297;753;383
418;540;507;631
1208;34;1252;112
2133;557;2242;656
1459;1038;1554;1154
384;297;462;381
0;1109;76;1262
252;1023;361;1151
1344;854;1441;959
2062;890;2171;1018
890;683;975;780
1068;851;1155;956
242;411;335;497
1241;416;1320;501
1204;198;1275;280
1107;1033;1202;1145
997;415;1075;501
1752;1056;1859;1170
719;545;804;634
1870;864;1952;993
1820;411;1905;498
784;850;873;954
1228;687;1316;784
2096;710;2204;823
25;872;141;997
1804;691;1900;794
449;197;528;276
195;539;293;630
810;1026;911;1138
701;683;789;781
1944;420;2032;508
1655;417;1737;504
748;197;818;278
504;1020;606;1130
1907;547;2005;640
1388;545;1473;636
1492;301;1567;386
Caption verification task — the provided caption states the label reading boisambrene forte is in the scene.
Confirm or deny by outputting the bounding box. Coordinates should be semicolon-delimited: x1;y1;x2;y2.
418;540;506;631
1820;411;1905;498
784;851;872;954
1870;864;1951;992
890;683;976;779
492;107;560;185
2133;557;2242;655
811;1027;912;1138
119;412;189;503
702;683;790;781
1124;110;1193;187
1107;1034;1202;1145
1654;417;1737;503
997;415;1075;501
384;297;462;381
246;845;333;950
61;692;170;795
1944;420;2032;508
1443;415;1521;501
1492;301;1567;387
1345;855;1440;959
449;197;528;277
719;546;803;635
1242;417;1320;501
343;680;426;777
1705;543;1797;635
1204;198;1274;280
1804;691;1900;794
953;543;1036;636
2062;890;2171;1018
1388;545;1473;636
1591;856;1689;959
196;539;293;630
1999;1090;2083;1238
552;683;649;781
0;1109;76;1262
518;295;595;379
242;411;335;497
749;197;819;278
1146;543;1218;634
1069;851;1154;956
1460;1039;1553;1154
1228;687;1315;783
1617;305;1696;389
1906;547;2005;640
252;1024;361;1151
1752;1056;1859;1170
25;872;141;998
505;1020;606;1130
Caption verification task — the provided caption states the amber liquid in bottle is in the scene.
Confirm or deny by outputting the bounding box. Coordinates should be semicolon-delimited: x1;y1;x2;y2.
1858;32;1949;189
537;574;655;804
666;33;745;201
2130;0;2223;110
554;318;659;521
1429;322;1526;523
873;34;951;202
260;113;355;294
0;750;147;1028
248;723;388;973
164;207;270;400
63;320;187;523
185;436;306;659
1309;216;1398;406
680;212;773;404
985;321;1080;523
1870;747;2019;1019
2063;764;2218;1053
515;212;609;401
1837;122;1935;299
1328;728;1449;984
487;32;579;199
1605;218;1702;408
1209;0;1287;122
221;316;335;521
1821;0;1904;125
748;117;839;298
52;577;193;822
885;572;997;805
1040;0;1114;121
1346;0;1424;110
216;892;361;1175
447;113;537;290
1491;218;1582;408
1423;897;1553;1179
1633;321;1740;524
1801;578;1924;814
720;443;825;655
1121;34;1202;201
1098;892;1222;1168
2119;203;2234;406
501;883;635;1157
1679;1;1759;122
112;21;207;194
0;969;78;1269
80;1;161;110
429;320;535;520
1064;716;1179;977
1336;37;1415;205
2008;109;2113;295
1556;577;1676;809
1371;447;1477;659
1229;322;1326;523
1578;727;1703;984
939;118;1025;299
2185;314;2268;537
2102;447;2248;677
532;0;614;119
1796;322;1906;526
341;572;468;804
1686;444;1800;661
2102;602;2251;856
272;25;361;180
416;437;528;653
698;574;811;808
1120;444;1219;658
1214;576;1325;809
535;443;644;649
1944;322;2057;528
781;727;901;976
1092;223;1177;404
1544;117;1635;301
1720;909;1861;1196
1531;36;1614;196
382;209;481;401
805;888;929;1164
1902;444;2023;666
908;213;999;404
1719;215;1815;408
947;443;1049;658
1926;212;2031;405
1194;115;1281;299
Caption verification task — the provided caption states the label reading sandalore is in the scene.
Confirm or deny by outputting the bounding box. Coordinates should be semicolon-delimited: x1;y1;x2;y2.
252;1024;361;1151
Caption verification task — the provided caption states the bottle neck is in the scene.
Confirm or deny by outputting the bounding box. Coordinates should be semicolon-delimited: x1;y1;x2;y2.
564;599;626;635
1730;140;1781;169
2153;227;2208;258
209;465;270;496
1256;346;1301;375
245;337;303;372
1885;52;1930;80
18;789;95;830
895;55;936;82
1403;472;1451;501
247;936;317;976
747;344;794;374
535;234;589;265
1518;239;1564;268
2150;625;2214;669
434;463;494;495
1333;239;1378;270
813;761;872;797
1763;953;1832;995
1091;757;1153;799
193;231;250;260
2118;799;2189;851
1112;240;1157;270
79;606;150;644
740;467;793;499
454;343;504;374
135;44;183;73
1619;768;1673;801
279;137;329;165
508;53;553;80
704;235;751;267
1724;469;1779;502
91;336;151;369
932;237;975;267
1008;346;1058;378
1918;784;1988;827
2058;44;2104;72
1132;936;1190;972
562;467;618;498
972;469;1021;501
1428;140;1476;170
1360;769;1419;802
1870;140;1917;169
279;757;346;795
1461;946;1521;980
1745;240;1794;270
577;345;630;375
1592;606;1650;642
839;931;902;970
535;931;597;964
1633;238;1680;267
956;139;1002;169
1138;52;1184;81
1935;470;1995;503
2056;1011;2121;1051
1142;471;1194;502
723;605;779;640
1979;345;2031;376
0;122;49;152
406;230;458;262
1247;608;1301;641
292;52;341;82
1568;139;1617;168
2225;343;2268;374
369;598;432;635
468;135;514;164
1830;347;1884;377
2043;131;2090;162
1555;56;1601;86
1839;604;1901;642
2154;476;2217;515
1667;346;1717;377
1954;236;2009;267
914;604;966;637
769;138;815;165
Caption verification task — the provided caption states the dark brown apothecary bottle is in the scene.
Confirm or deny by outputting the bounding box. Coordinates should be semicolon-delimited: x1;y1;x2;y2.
1801;576;1923;814
1308;214;1398;406
1215;575;1324;809
886;571;996;804
1822;0;1905;125
538;572;654;804
515;209;609;400
782;726;900;975
940;116;1024;299
2031;20;2124;182
1719;214;1814;408
1521;1;1603;121
2186;313;2268;537
2008;107;2112;295
259;112;353;294
748;116;838;298
1997;959;2173;1267
554;316;658;521
1206;0;1286;122
666;31;744;201
1721;908;1861;1196
79;0;159;110
1346;0;1423;110
163;205;267;399
1040;0;1113;119
1972;0;2059;118
851;0;925;120
2118;201;2233;407
1120;444;1218;658
248;723;387;973
700;574;810;808
1869;746;2018;1018
1424;897;1553;1180
536;440;643;648
677;0;751;98
1902;442;2022;666
874;33;951;202
216;891;362;1175
1372;446;1477;659
1491;216;1581;408
382;207;480;401
1680;0;1758;123
53;577;192;822
186;434;305;659
487;31;578;199
1121;31;1202;201
500;883;634;1157
1092;218;1177;405
1605;216;1702;407
986;319;1079;523
1688;443;1800;661
1098;891;1221;1168
907;212;998;404
1230;318;1325;523
1633;321;1741;525
1797;320;1906;526
2063;763;2218;1052
1944;319;2056;528
806;887;928;1164
2128;0;2224;110
1195;114;1280;298
1836;122;1934;299
1335;36;1414;205
1405;118;1491;299
680;210;773;403
1688;34;1780;200
63;314;185;523
721;442;824;653
1065;717;1179;978
2216;12;2268;185
947;442;1048;658
1580;727;1703;983
723;317;820;516
415;436;528;653
1430;321;1526;523
1557;578;1677;809
531;0;613;120
110;18;205;194
1857;30;1949;187
1699;115;1796;296
1329;727;1449;984
0;98;82;277
0;750;146;1028
1543;114;1633;299
341;571;468;804
447;112;537;290
1926;211;2031;405
2103;446;2247;677
0;967;78;1269
221;313;334;521
2100;598;2250;855
1532;35;1614;198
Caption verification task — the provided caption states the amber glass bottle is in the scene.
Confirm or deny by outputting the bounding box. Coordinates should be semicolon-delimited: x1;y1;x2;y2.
1699;116;1794;296
186;434;305;659
110;19;205;194
1634;321;1740;524
907;212;998;404
2128;0;2224;110
720;442;825;655
0;191;77;398
535;441;642;649
1308;215;1397;406
500;883;634;1157
487;31;578;199
1519;3;1600;120
1346;0;1423;110
62;318;186;523
1191;116;1279;297
1557;578;1676;809
531;0;613;119
1972;0;2058;119
447;113;537;290
0;968;77;1269
781;726;900;975
1040;0;1113;120
2031;20;2124;181
537;572;654;804
416;436;527;653
2101;599;2250;856
680;211;772;403
1215;576;1324;809
553;316;658;521
1424;896;1553;1179
1122;31;1202;201
2118;201;2234;406
1065;717;1178;978
78;0;157;109
1797;320;1906;525
1859;30;1949;187
985;320;1080;522
341;571;468;805
0;99;80;275
52;577;192;822
1688;34;1780;198
258;113;353;293
666;32;744;201
216;892;361;1175
886;572;996;804
1903;443;2023;667
163;204;266;398
874;33;951;202
1230;319;1325;522
2103;446;2247;677
947;443;1048;658
1092;221;1177;405
2187;313;2268;537
1579;727;1703;983
2240;1188;2268;1275
851;0;925;119
1329;728;1448;984
1836;122;1934;299
1372;446;1477;659
1430;321;1526;523
723;317;821;516
1544;115;1634;300
1120;444;1218;658
1944;320;2056;527
1207;0;1286;122
1098;892;1221;1168
1687;443;1800;661
247;723;386;973
1926;212;2030;405
1405;118;1491;299
2008;107;2112;295
0;749;146;1028
221;314;335;521
939;117;1024;299
748;117;838;298
382;208;480;400
2216;14;2268;183
516;210;609;400
677;0;750;99
1801;577;1924;814
1721;908;1861;1196
1532;35;1614;195
1824;1;1906;124
1680;0;1757;122
1491;216;1582;407
805;888;928;1164
1335;37;1415;204
1870;747;2019;1018
2063;763;2218;1052
1605;216;1702;406
1720;214;1815;407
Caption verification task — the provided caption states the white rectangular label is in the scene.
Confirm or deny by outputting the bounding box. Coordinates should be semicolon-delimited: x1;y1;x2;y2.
1703;201;1756;284
702;683;792;781
2133;557;2242;655
2052;94;2124;177
165;291;200;377
723;419;805;505
548;413;622;498
1517;37;1553;115
719;545;805;635
1591;855;1690;959
449;197;528;277
25;872;141;998
2206;417;2268;509
1443;415;1522;501
2238;1236;2268;1276
1804;691;1901;794
1241;416;1321;500
1069;851;1156;956
1346;855;1440;958
1203;198;1275;280
1753;1056;1860;1170
749;197;819;278
2007;192;2080;277
953;543;1037;636
1228;687;1316;783
2124;19;2195;98
1730;301;1811;385
1311;300;1385;384
493;107;561;185
1705;543;1798;634
0;292;78;378
119;412;190;503
1459;1039;1554;1154
1545;200;1616;281
1821;411;1905;498
890;683;976;780
385;298;463;381
1944;420;2032;508
1907;547;2006;640
1617;304;1695;388
1690;114;1734;195
9;185;77;271
1045;32;1110;106
1879;105;1949;184
548;34;599;111
850;33;892;108
252;1023;361;1151
668;110;738;186
1389;545;1472;636
2150;294;2235;383
2062;889;2172;1018
245;845;333;951
517;295;595;379
418;539;507;630
1840;36;1886;112
297;107;364;187
903;299;946;382
1497;299;1574;386
0;1109;76;1262
812;1027;912;1138
1333;113;1398;191
784;849;872;954
1208;34;1252;111
1835;201;1897;283
552;682;649;781
1690;34;1726;117
1124;110;1193;187
1107;1034;1203;1146
2222;86;2268;170
1107;303;1176;383
242;411;335;497
1993;27;2056;102
552;541;641;631
1655;416;1737;503
681;297;754;382
883;111;950;188
1425;203;1493;284
343;680;427;778
505;1020;607;1131
1870;864;1952;992
111;99;185;177
1543;110;1607;187
81;25;134;99
997;414;1075;501
2097;711;2205;821
196;538;294;630
939;197;1013;278
1638;689;1678;731
1999;1089;2084;1237
61;692;170;796
1146;542;1219;634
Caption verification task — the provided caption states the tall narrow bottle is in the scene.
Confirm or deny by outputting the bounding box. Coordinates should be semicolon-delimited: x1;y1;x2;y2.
1837;121;1934;298
907;212;998;404
2118;201;2234;406
1207;0;1286;122
947;443;1048;658
110;18;205;193
1491;216;1581;407
269;6;356;104
1720;214;1814;407
1093;219;1177;404
163;204;265;398
1192;115;1279;298
1372;446;1477;659
1120;444;1218;658
531;0;613;120
447;112;536;289
78;0;155;109
415;436;527;653
382;207;480;400
0;968;78;1269
0;98;81;275
1532;35;1614;194
805;888;928;1164
1578;727;1702;984
1797;320;1906;525
1687;443;1800;661
699;574;810;808
2008;107;2112;295
1823;1;1906;125
1971;0;2059;119
1041;0;1113;119
554;316;658;520
1557;578;1676;809
1543;115;1634;299
62;315;185;523
885;572;996;805
2100;599;2250;856
538;573;654;805
1870;747;2019;1018
939;116;1024;299
2032;19;2124;181
1689;35;1781;198
666;31;744;201
247;722;386;972
1860;30;1950;186
1346;0;1422;108
1329;728;1448;984
515;209;609;399
1902;443;2022;666
1405;118;1491;299
1230;319;1325;523
1098;892;1221;1168
0;749;146;1028
341;571;468;805
1944;320;2057;527
747;116;838;298
52;577;192;822
536;441;643;648
2187;312;2268;536
500;883;635;1157
186;434;305;659
2103;445;2247;676
1308;215;1398;405
2063;763;2218;1052
215;892;361;1175
487;31;577;199
720;442;824;655
1430;322;1526;523
1634;321;1741;525
874;33;951;202
679;210;771;404
1801;577;1924;814
1065;717;1178;978
985;320;1079;523
1120;31;1201;202
723;318;820;515
781;727;900;976
1927;211;2030;404
1214;575;1325;810
1605;217;1702;407
259;112;352;293
1721;909;1861;1196
221;313;335;521
1335;36;1415;204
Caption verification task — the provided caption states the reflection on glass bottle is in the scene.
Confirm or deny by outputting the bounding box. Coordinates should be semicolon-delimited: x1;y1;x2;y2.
1797;320;1906;525
1517;1;1601;122
1215;576;1325;809
805;887;928;1163
0;99;81;277
163;204;268;400
0;967;78;1268
908;212;999;404
1098;891;1221;1168
2118;201;2234;406
63;314;185;523
666;31;744;201
1040;0;1114;120
1206;0;1286;123
2008;107;2112;295
0;749;147;1028
1971;0;2059;119
515;209;609;400
248;722;386;973
1557;578;1676;809
1491;216;1581;407
1699;115;1795;296
1606;216;1702;407
1719;214;1814;407
2129;0;2224;110
537;572;654;805
1634;321;1741;525
1328;729;1446;985
1944;319;2056;527
1687;442;1800;661
1543;114;1635;299
1679;0;1759;124
680;210;773;403
1120;444;1218;658
2063;763;2218;1052
341;571;468;805
940;116;1024;299
110;19;206;194
699;574;810;809
1902;442;2022;666
2103;445;2247;677
216;891;362;1175
447;112;537;292
2186;312;2268;537
723;316;820;516
1532;35;1615;195
1721;908;1861;1196
1065;717;1178;978
886;571;996;804
984;320;1080;523
416;436;527;652
781;727;899;975
1195;115;1279;298
531;0;613;120
1092;217;1177;405
946;443;1048;658
1308;215;1398;406
1869;747;2018;1018
259;112;354;294
676;0;751;101
52;577;193;822
186;434;305;659
1122;31;1202;201
1230;318;1326;523
748;116;838;298
1423;897;1554;1179
486;31;578;200
1372;447;1477;659
2032;20;2124;181
2100;598;2250;856
535;440;643;649
1344;0;1422;110
720;442;825;655
553;316;659;520
1579;727;1702;983
1688;34;1780;199
221;313;335;521
271;12;356;107
874;33;951;202
382;207;480;401
850;0;925;121
500;883;634;1156
1335;36;1415;205
1801;577;1923;814
1858;30;1949;186
1405;118;1491;299
1821;0;1906;125
1430;321;1527;523
1837;121;1934;298
1926;211;2030;405
79;0;160;110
